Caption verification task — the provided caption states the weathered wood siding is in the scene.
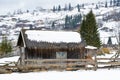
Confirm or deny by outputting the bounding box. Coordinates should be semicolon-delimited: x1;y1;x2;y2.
24;47;85;60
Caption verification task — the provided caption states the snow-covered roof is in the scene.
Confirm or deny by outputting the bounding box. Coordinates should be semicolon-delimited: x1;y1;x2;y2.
85;45;97;49
99;31;114;38
25;30;81;43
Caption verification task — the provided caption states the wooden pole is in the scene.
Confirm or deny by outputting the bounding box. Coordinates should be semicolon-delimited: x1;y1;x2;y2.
94;50;97;71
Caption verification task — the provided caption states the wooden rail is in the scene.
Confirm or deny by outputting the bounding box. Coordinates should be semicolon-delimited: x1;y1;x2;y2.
97;58;120;60
98;62;120;65
24;59;93;62
23;59;96;68
20;58;120;70
96;58;120;68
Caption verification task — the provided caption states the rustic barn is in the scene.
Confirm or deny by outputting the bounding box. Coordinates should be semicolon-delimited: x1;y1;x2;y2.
17;29;86;68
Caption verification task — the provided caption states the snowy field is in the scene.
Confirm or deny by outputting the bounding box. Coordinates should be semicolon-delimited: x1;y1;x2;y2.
0;69;120;80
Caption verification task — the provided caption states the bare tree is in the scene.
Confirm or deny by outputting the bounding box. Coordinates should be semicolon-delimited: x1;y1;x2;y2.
111;21;120;59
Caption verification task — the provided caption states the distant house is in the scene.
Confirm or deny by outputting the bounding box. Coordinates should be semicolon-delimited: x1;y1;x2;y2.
99;31;118;47
17;29;86;67
101;37;118;47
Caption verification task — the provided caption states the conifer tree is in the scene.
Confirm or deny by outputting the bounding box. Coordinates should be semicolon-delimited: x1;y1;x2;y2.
96;5;99;9
113;0;116;6
26;10;29;13
69;3;72;11
78;14;82;23
80;17;86;40
65;14;82;28
58;5;61;11
110;0;113;6
53;6;56;12
82;4;84;8
51;21;55;29
80;10;101;48
77;4;80;12
65;15;69;27
117;0;120;6
118;0;120;4
105;1;108;8
0;34;12;55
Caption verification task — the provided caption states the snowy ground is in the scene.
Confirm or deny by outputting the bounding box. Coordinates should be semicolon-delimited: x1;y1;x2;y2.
0;54;120;80
0;56;19;66
0;69;120;80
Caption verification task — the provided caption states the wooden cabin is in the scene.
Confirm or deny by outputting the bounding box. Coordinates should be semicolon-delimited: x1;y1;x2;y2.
17;29;86;68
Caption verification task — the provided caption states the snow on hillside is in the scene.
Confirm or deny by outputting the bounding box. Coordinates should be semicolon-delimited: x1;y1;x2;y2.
11;4;119;25
102;21;119;29
0;1;120;47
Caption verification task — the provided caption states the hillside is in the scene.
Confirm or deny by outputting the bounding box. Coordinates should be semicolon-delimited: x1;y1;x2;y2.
0;1;120;46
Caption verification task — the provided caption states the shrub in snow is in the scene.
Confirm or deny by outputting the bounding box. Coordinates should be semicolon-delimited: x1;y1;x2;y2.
102;48;110;54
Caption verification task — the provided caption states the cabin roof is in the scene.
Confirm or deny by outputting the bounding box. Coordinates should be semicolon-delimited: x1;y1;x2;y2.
25;30;81;43
17;29;82;48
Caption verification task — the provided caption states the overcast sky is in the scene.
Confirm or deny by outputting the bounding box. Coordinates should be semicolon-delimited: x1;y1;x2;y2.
0;0;108;15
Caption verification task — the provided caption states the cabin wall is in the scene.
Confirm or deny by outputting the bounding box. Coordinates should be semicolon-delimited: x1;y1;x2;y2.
25;48;56;59
19;47;25;65
24;47;85;60
67;50;79;59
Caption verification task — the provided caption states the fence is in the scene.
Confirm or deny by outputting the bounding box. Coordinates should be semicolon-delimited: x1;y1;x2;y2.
97;58;120;68
1;58;120;72
22;59;97;70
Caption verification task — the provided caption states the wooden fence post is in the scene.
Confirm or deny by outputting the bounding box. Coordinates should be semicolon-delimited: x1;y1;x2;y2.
94;52;97;71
